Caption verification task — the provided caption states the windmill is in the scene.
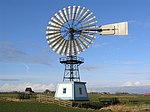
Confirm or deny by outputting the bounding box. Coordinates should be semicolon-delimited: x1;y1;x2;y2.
46;6;128;100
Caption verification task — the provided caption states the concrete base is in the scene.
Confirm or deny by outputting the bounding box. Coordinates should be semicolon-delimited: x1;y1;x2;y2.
55;81;88;101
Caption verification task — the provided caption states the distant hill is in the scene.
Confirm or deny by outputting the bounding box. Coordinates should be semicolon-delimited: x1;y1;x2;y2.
88;85;150;94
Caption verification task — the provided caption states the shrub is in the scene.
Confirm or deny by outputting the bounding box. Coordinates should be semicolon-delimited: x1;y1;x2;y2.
18;93;30;99
73;102;102;109
98;97;120;105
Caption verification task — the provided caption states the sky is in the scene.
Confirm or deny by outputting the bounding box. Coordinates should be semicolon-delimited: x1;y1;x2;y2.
0;0;150;93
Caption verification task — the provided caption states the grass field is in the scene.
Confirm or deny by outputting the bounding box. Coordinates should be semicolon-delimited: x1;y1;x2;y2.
89;93;150;104
0;93;150;112
0;93;18;98
0;101;101;112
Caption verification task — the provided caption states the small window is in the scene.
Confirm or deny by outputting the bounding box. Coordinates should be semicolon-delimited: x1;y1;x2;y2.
79;88;82;94
63;88;66;94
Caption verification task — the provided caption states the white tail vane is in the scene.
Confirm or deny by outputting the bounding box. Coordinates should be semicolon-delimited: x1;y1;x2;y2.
100;22;128;36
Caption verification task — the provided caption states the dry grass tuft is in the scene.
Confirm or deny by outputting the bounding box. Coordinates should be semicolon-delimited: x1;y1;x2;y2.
100;104;150;112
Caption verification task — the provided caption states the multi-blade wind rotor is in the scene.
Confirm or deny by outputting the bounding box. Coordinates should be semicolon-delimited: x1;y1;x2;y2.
46;6;128;56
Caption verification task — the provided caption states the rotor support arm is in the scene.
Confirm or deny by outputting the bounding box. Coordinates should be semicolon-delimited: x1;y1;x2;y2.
80;22;128;36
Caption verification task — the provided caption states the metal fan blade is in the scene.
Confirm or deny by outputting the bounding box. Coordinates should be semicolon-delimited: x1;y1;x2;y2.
69;40;72;55
75;39;84;52
59;10;67;23
64;40;69;56
80;34;93;44
47;35;61;44
81;12;93;23
46;29;60;32
82;21;98;27
76;7;85;20
46;31;60;37
77;21;97;30
51;17;63;25
51;39;63;51
46;33;61;41
46;33;61;39
51;37;64;51
67;40;72;55
72;40;77;55
46;30;60;34
46;31;60;39
49;37;62;47
60;40;67;55
82;25;98;29
82;16;96;24
63;8;69;21
78;9;90;22
78;37;89;48
47;24;61;30
68;6;71;20
55;13;65;24
71;40;76;55
77;25;95;30
49;21;62;28
50;38;62;49
46;25;60;29
73;40;80;55
75;6;80;20
81;33;96;39
46;31;60;36
55;39;65;54
47;25;61;30
62;9;68;23
100;22;128;35
72;40;75;55
75;9;89;27
69;40;74;55
51;20;64;27
72;6;76;20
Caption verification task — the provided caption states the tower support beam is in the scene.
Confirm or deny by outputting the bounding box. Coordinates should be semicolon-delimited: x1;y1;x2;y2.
60;56;84;82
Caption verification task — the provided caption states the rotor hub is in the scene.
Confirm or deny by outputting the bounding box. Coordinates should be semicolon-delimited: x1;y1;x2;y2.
69;28;75;33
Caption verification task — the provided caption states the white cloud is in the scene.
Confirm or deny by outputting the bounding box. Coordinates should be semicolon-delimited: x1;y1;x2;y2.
122;61;140;65
0;79;20;81
122;81;150;87
122;81;139;86
81;64;99;71
92;44;101;48
92;42;109;48
0;41;51;66
129;20;150;28
88;85;150;94
0;82;55;92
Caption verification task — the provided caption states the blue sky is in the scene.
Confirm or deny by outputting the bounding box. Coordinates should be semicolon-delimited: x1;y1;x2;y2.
0;0;150;92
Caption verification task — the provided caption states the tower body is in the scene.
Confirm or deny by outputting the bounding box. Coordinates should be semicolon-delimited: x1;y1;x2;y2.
55;56;88;101
55;81;88;100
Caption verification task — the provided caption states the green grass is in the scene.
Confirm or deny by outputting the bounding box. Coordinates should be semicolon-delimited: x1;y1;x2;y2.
1;93;150;112
0;93;18;98
88;93;150;104
0;101;101;112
